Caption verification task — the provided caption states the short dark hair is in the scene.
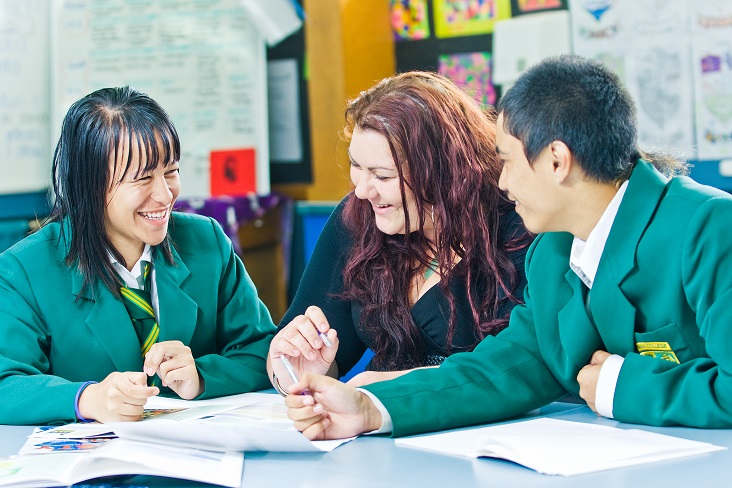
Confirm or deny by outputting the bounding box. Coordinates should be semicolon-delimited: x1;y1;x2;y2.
49;86;180;298
498;54;639;183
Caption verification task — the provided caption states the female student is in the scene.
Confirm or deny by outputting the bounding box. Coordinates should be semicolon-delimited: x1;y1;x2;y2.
268;72;531;391
0;86;275;425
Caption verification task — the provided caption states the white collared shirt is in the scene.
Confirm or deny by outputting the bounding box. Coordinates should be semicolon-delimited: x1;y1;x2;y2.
109;244;160;321
569;180;628;419
569;180;628;289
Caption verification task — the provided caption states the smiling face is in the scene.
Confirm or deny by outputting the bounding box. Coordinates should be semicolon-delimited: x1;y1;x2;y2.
348;127;433;238
496;113;561;234
104;139;181;267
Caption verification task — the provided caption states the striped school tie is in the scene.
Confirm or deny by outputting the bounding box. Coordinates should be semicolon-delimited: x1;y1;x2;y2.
119;261;160;366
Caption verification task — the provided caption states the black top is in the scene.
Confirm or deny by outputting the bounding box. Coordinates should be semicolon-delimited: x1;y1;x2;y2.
280;197;530;374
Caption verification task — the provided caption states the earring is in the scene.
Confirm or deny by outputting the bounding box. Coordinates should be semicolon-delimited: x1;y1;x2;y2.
430;205;434;225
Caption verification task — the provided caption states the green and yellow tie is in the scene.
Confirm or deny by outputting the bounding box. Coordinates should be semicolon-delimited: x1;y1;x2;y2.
120;262;160;384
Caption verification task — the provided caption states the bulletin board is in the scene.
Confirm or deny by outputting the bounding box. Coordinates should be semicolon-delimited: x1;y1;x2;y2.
51;0;270;197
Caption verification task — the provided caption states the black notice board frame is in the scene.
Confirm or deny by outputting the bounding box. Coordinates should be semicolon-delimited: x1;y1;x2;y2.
267;27;313;185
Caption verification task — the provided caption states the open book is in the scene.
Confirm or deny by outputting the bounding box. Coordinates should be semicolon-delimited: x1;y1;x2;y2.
395;418;725;476
0;439;242;488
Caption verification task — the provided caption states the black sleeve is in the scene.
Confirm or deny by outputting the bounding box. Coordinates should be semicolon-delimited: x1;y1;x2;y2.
279;196;367;374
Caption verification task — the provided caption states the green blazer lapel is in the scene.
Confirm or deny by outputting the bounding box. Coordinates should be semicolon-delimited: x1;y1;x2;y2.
67;237;141;372
556;269;603;378
154;246;197;345
590;160;666;354
82;283;143;372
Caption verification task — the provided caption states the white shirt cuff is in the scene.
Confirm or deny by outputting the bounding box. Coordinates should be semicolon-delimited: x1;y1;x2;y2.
595;354;624;418
357;388;393;435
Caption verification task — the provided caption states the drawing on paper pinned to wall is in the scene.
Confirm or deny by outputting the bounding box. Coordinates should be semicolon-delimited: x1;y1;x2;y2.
581;0;613;21
635;48;682;129
594;52;625;81
691;0;732;159
516;0;562;13
438;52;496;108
700;49;732;125
390;0;430;40
634;0;687;34
210;148;257;196
434;0;510;38
572;0;620;41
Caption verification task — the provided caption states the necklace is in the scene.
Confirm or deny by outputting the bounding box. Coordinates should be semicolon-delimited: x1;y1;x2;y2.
424;258;438;279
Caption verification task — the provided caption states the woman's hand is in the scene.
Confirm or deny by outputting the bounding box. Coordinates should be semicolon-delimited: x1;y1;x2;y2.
77;371;159;422
268;306;339;391
144;340;203;400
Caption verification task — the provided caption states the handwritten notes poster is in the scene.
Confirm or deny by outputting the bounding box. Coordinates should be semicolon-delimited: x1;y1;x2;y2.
52;0;269;197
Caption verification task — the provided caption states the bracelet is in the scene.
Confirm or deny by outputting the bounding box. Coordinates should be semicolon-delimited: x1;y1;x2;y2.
271;373;290;397
74;381;98;422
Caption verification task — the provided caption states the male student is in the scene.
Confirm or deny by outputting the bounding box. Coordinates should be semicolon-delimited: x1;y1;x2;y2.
284;54;732;439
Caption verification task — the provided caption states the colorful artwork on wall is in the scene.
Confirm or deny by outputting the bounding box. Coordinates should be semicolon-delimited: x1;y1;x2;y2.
434;0;511;38
513;0;564;14
438;51;497;107
390;0;431;40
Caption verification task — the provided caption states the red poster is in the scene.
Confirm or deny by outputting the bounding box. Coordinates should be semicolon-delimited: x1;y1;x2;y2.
210;148;256;196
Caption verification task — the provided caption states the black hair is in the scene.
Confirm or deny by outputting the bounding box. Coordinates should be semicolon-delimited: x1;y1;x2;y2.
498;54;687;181
48;86;180;298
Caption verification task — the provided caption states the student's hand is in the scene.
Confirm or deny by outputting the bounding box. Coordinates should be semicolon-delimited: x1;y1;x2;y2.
269;306;339;384
144;340;203;400
78;371;159;422
577;350;611;413
345;367;436;387
285;374;383;440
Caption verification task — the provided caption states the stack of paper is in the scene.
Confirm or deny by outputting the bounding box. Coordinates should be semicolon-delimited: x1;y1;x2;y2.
0;392;351;487
395;418;726;476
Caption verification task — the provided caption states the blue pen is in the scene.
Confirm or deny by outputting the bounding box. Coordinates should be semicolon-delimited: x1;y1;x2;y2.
280;355;311;395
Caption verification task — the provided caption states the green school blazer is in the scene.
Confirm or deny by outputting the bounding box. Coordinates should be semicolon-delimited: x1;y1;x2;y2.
365;160;732;436
0;212;276;425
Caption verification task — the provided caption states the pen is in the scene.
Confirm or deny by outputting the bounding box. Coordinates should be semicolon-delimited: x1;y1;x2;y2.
318;331;333;348
279;355;311;395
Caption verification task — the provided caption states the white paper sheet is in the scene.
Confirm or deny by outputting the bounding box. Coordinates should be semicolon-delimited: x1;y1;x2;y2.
112;392;353;452
396;418;725;476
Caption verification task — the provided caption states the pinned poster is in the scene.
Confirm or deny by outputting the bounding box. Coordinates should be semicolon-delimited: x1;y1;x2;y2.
434;0;511;38
691;0;732;160
438;52;496;107
210;149;257;196
569;0;696;160
512;0;564;15
391;0;431;40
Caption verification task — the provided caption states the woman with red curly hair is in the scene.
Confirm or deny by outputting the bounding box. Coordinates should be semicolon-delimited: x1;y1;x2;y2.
268;72;532;391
